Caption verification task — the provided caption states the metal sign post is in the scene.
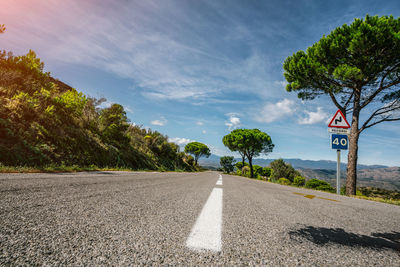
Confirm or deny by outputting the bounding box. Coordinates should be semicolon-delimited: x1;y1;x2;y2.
331;134;347;194
329;109;350;195
336;149;340;195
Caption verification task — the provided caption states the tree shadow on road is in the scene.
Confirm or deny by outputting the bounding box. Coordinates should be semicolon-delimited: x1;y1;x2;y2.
288;225;400;252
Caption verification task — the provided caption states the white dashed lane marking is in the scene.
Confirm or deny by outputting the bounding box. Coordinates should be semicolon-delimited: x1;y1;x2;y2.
216;174;223;185
186;176;223;252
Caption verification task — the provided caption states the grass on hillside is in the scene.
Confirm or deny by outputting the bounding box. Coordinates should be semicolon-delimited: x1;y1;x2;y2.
0;164;205;173
0;164;136;173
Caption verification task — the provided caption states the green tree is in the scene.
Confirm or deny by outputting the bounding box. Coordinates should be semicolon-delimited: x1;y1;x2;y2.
222;130;247;166
270;159;300;182
224;129;274;178
184;142;211;165
220;156;235;173
99;103;130;149
283;15;400;195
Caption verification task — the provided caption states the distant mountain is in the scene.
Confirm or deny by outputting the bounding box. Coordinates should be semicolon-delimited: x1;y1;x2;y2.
198;154;389;170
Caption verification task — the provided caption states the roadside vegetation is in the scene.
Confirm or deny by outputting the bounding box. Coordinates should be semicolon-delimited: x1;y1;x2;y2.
0;49;207;172
220;158;400;206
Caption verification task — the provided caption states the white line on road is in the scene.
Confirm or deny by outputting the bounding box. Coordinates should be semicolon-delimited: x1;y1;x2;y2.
216;175;223;185
186;187;223;252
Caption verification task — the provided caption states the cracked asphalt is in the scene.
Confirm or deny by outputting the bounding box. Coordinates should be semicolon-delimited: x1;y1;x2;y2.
1;171;399;266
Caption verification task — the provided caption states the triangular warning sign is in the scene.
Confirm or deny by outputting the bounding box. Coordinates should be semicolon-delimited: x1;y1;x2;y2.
328;110;350;128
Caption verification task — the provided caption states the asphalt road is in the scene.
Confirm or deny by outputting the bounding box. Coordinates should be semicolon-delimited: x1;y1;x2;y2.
1;171;399;266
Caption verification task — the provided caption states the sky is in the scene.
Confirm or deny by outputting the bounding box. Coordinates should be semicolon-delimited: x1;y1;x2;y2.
1;0;400;166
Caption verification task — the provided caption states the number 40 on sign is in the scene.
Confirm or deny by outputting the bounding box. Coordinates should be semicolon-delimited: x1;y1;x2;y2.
331;134;348;150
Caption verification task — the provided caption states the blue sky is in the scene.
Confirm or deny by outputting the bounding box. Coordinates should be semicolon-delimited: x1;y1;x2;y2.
1;0;400;166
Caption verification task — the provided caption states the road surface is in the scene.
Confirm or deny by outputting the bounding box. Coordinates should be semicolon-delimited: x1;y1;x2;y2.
1;171;399;266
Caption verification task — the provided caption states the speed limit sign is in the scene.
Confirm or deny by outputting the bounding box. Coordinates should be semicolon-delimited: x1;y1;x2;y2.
331;134;348;150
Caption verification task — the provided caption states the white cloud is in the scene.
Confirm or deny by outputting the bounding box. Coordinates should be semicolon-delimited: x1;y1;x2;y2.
168;137;195;146
196;121;204;126
150;116;167;126
274;80;288;88
225;114;241;130
0;1;283;102
125;106;134;114
255;99;296;123
202;130;207;134
298;107;329;125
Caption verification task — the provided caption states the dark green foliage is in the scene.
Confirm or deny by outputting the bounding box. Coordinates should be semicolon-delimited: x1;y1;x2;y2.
293;176;306;186
0;50;194;171
305;179;335;192
184;142;211;166
220;156;235;173
252;165;263;176
270;159;300;182
262;167;272;177
235;161;248;170
278;177;291;185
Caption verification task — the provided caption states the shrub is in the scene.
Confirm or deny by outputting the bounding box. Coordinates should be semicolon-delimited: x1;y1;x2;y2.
305;179;335;192
253;165;263;176
236;169;242;176
242;166;251;177
257;175;265;181
235;161;249;171
262;167;272;177
270;159;300;182
315;184;336;193
278;177;291;185
293;176;305;186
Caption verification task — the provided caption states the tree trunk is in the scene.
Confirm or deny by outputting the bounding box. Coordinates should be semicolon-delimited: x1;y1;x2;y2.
249;157;253;178
240;152;245;167
346;92;361;196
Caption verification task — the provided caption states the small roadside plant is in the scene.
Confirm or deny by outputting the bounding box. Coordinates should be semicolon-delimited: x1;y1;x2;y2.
293;176;306;186
235;161;248;171
270;159;300;182
278;177;291;185
242;166;251;178
262;167;272;177
305;179;335;193
253;165;263;177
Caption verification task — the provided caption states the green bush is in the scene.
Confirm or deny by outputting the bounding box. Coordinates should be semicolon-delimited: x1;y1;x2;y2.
235;161;249;171
305;179;335;192
253;165;263;176
278;177;291;185
242;166;251;177
270;159;300;182
236;169;242;176
315;184;336;193
262;167;272;177
293;176;305;186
